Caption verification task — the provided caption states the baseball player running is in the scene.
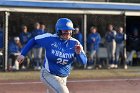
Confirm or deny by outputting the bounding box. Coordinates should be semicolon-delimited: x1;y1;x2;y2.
17;18;87;93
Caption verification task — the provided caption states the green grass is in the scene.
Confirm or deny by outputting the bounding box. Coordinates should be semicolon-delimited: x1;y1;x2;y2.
0;71;40;81
69;68;140;79
0;67;140;81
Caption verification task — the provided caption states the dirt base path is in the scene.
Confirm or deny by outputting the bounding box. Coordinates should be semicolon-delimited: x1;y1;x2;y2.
0;78;140;93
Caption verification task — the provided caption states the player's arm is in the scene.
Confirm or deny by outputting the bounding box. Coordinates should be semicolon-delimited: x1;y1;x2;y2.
17;38;37;64
75;42;87;65
21;38;36;56
112;31;116;39
17;33;51;64
97;34;101;44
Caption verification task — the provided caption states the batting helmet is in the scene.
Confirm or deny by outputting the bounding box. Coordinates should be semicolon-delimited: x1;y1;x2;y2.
55;18;75;33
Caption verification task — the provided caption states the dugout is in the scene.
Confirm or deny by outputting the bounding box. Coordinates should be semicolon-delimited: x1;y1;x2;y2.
7;13;83;36
126;16;140;66
1;1;140;70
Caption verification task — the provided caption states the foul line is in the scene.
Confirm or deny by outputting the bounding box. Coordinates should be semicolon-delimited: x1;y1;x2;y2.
0;78;140;85
68;78;140;82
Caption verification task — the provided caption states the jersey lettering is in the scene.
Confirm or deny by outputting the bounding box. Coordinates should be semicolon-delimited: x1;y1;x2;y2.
57;58;68;65
51;49;74;59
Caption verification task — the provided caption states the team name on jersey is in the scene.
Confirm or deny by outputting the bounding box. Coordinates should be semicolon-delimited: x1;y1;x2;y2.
51;49;74;59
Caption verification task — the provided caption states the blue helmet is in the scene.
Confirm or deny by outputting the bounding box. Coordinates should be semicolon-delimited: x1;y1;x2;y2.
55;18;75;33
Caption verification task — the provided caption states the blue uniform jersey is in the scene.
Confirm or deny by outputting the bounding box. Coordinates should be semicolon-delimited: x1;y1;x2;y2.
31;29;45;48
8;40;21;54
115;33;125;44
0;31;3;48
19;32;32;46
105;31;116;42
21;33;87;77
73;32;83;45
32;29;45;38
87;32;101;51
41;29;47;33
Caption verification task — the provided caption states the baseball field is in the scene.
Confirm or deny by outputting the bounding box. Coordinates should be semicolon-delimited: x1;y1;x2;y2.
0;67;140;93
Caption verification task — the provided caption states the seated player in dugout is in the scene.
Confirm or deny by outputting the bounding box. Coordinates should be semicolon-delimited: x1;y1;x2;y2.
126;28;140;66
8;37;22;70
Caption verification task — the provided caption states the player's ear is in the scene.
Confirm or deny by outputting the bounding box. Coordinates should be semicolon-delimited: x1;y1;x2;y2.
70;31;73;36
57;30;62;36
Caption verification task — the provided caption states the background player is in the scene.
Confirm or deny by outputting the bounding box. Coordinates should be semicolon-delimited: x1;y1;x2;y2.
19;25;32;69
87;26;101;69
115;27;127;69
31;22;45;70
105;24;116;69
17;18;87;93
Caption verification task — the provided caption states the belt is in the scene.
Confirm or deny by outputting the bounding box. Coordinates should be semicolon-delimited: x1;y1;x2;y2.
50;72;67;78
42;66;67;78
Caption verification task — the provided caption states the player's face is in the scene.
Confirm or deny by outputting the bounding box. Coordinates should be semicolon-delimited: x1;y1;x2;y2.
15;40;20;44
34;23;40;30
119;27;123;33
75;28;79;34
61;30;72;40
108;25;113;31
40;25;46;30
91;28;97;33
22;26;27;33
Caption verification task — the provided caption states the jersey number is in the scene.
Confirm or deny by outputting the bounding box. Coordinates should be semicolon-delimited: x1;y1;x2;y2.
57;58;68;65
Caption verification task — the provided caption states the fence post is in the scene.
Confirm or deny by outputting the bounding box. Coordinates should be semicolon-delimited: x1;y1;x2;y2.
3;11;10;71
83;14;87;69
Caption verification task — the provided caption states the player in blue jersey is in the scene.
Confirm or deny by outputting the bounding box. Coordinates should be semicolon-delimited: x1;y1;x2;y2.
115;27;127;69
19;25;32;69
17;18;87;93
9;37;21;70
0;25;3;67
105;24;116;69
87;26;101;69
32;22;45;70
73;27;83;45
72;26;83;69
0;25;3;51
19;25;32;47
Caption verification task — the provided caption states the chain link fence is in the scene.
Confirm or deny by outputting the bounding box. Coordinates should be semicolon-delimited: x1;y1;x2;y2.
0;12;130;70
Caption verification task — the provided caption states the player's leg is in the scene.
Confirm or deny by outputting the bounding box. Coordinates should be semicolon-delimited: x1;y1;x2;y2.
126;50;136;65
11;54;19;70
25;51;32;68
106;43;111;67
32;48;37;69
40;67;69;93
36;48;42;70
111;41;116;68
40;68;56;93
107;43;114;68
87;50;96;69
115;45;120;69
121;46;127;69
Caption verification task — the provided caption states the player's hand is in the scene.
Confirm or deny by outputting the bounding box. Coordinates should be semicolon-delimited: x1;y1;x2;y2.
75;44;82;54
17;55;25;64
